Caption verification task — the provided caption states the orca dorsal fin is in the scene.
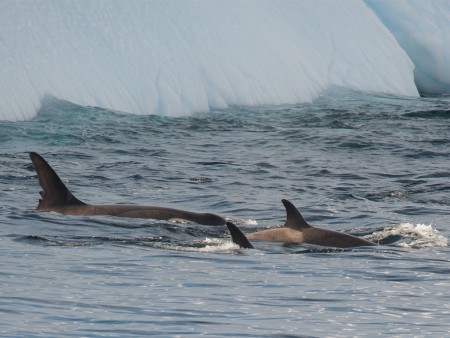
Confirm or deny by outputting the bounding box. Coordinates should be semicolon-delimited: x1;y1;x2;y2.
29;152;85;211
226;222;254;249
282;199;311;229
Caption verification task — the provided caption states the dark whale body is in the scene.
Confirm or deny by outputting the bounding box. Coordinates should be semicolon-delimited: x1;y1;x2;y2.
29;152;225;225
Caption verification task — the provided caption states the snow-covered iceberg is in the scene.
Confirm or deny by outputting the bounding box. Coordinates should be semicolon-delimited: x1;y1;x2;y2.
1;0;446;121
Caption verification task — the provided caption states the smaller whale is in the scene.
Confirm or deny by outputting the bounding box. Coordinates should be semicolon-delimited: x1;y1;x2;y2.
226;222;254;249
29;152;226;225
228;199;375;248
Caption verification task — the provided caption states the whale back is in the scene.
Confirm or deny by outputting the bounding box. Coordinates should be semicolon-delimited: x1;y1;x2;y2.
29;152;85;211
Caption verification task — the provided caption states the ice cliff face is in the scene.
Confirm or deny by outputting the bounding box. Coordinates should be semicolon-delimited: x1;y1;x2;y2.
366;0;450;94
1;0;447;121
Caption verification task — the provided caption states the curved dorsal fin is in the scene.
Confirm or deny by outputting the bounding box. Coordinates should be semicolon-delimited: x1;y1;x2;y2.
29;152;85;210
226;222;254;249
282;199;311;229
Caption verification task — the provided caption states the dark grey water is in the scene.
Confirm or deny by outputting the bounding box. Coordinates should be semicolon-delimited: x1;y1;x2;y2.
1;89;449;337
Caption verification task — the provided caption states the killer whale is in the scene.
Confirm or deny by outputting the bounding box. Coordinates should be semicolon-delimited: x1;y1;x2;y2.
226;222;254;249
227;199;375;248
29;152;225;225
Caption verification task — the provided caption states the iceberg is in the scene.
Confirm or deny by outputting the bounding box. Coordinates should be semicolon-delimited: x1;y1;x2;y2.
1;0;441;121
366;0;450;94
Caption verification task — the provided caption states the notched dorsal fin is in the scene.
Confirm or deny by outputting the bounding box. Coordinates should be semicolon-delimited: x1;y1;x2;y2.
226;222;254;249
29;152;84;210
282;199;311;229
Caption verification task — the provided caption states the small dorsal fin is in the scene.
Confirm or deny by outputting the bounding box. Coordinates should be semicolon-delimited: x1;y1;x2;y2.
226;222;254;249
29;152;85;211
282;199;311;229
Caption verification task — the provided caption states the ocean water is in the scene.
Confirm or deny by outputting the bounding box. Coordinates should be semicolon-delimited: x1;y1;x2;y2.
1;89;449;337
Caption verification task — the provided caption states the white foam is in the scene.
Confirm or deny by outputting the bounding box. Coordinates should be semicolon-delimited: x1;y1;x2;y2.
225;218;258;226
369;223;448;248
157;238;240;253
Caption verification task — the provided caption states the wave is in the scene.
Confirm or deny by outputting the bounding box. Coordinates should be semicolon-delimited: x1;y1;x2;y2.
17;221;447;252
368;223;448;248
